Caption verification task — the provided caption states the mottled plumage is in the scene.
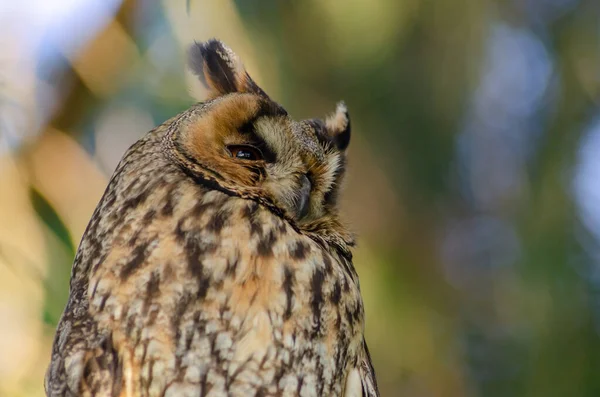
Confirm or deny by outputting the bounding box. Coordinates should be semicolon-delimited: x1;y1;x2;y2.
45;39;378;397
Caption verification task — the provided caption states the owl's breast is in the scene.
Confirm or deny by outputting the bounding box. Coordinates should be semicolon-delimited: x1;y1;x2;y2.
87;188;364;396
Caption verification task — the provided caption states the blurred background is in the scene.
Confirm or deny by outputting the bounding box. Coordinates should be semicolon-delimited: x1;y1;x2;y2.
1;0;600;395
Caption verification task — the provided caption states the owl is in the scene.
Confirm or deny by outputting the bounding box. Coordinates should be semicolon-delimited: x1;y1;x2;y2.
45;39;379;397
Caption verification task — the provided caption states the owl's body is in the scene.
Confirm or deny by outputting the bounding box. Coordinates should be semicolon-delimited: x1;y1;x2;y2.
46;40;378;396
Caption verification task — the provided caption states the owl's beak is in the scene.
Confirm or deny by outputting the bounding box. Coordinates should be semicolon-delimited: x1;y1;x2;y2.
295;174;312;220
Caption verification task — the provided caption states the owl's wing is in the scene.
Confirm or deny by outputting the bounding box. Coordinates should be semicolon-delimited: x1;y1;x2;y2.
45;296;123;397
359;339;380;397
345;338;380;397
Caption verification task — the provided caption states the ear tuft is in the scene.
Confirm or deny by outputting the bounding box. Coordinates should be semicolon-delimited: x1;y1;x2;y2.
188;39;249;98
325;101;351;151
188;39;273;100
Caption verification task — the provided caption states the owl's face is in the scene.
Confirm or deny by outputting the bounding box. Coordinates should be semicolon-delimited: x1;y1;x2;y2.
168;40;350;227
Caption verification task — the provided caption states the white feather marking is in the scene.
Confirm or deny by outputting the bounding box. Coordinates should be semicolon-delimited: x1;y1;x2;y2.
344;368;363;397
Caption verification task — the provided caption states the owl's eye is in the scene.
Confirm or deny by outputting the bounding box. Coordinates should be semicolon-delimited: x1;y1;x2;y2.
227;145;263;161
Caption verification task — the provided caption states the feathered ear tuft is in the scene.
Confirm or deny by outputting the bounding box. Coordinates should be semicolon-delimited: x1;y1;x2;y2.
188;39;268;99
325;101;351;151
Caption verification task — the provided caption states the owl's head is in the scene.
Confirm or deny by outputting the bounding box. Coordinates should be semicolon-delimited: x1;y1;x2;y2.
166;39;351;237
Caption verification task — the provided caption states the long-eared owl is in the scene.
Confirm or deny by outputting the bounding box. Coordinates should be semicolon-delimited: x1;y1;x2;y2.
45;39;379;397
